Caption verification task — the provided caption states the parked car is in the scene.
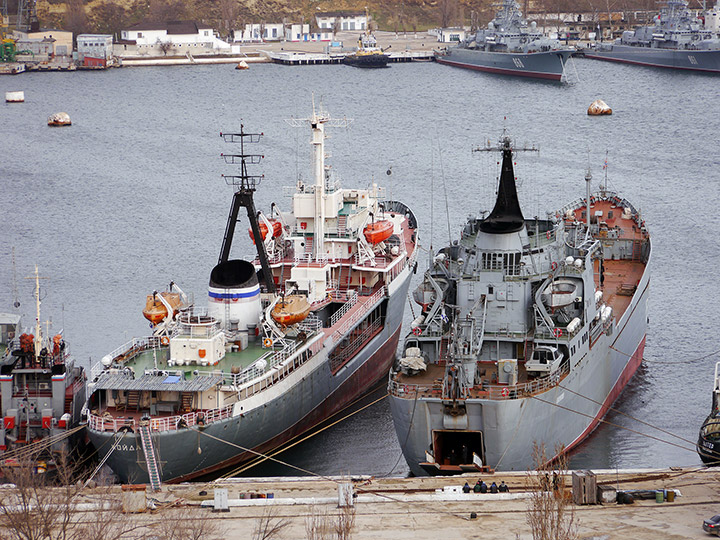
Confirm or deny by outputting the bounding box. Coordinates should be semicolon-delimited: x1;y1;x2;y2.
703;515;720;536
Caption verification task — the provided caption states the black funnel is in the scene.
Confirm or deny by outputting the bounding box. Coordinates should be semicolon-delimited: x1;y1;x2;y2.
479;146;525;234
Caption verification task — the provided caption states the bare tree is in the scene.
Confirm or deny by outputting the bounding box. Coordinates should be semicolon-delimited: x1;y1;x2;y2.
64;0;89;39
252;507;289;540
157;39;174;55
149;507;226;540
219;0;239;39
525;442;578;540
333;504;356;540
439;0;459;28
90;1;128;39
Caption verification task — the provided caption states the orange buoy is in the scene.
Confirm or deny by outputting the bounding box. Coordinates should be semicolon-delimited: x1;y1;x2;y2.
249;221;283;244
363;220;393;245
271;295;311;327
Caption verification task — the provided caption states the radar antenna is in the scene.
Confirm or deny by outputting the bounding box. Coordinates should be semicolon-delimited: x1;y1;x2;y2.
219;125;276;294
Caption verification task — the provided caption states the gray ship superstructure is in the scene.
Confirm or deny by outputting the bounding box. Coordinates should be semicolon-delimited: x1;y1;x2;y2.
0;267;87;469
388;133;650;475
84;106;418;485
584;0;720;73
436;0;574;81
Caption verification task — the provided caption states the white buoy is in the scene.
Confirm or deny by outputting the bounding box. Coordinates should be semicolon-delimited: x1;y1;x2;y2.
235;60;249;70
5;91;24;103
48;112;71;126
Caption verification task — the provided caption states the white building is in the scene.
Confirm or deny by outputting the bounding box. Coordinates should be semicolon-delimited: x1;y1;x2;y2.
436;27;466;42
315;11;367;32
77;34;113;59
234;23;285;42
285;23;332;42
121;21;216;47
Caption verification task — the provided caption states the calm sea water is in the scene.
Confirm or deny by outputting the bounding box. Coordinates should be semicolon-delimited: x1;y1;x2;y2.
2;58;719;477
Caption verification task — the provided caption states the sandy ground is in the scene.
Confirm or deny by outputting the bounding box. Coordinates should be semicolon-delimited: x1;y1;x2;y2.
85;467;720;539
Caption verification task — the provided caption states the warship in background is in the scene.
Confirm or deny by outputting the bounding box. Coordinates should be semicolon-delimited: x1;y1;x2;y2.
435;0;574;81
583;0;720;73
388;132;650;475
84;105;418;486
0;266;87;471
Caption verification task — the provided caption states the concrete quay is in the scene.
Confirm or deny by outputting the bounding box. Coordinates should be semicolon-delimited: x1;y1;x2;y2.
86;467;720;539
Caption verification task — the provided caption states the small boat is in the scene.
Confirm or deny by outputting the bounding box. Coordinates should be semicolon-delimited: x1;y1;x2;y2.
363;220;394;244
142;283;188;325
249;220;282;244
343;8;389;68
697;362;720;465
271;295;311;327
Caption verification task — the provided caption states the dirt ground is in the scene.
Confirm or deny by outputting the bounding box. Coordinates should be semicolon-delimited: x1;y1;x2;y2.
120;467;720;539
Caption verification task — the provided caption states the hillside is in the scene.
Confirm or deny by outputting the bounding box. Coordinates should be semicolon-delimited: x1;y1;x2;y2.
30;0;705;39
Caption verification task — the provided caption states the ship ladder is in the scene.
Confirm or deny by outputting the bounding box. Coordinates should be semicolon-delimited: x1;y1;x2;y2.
473;295;488;353
138;424;162;491
338;215;347;237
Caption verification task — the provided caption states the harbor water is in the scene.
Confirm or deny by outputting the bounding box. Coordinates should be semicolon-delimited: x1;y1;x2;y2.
1;58;718;477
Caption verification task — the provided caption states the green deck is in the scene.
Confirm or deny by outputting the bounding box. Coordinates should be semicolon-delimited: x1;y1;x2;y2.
121;342;267;376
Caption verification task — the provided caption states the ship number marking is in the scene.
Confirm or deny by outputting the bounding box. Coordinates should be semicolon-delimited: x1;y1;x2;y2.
512;57;525;68
118;444;136;452
688;55;698;65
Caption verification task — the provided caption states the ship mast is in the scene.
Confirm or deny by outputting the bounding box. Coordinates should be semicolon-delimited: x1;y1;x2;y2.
286;99;350;260
219;126;276;294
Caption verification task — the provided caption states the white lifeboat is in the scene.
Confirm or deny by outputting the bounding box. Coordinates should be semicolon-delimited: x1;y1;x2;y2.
541;279;580;309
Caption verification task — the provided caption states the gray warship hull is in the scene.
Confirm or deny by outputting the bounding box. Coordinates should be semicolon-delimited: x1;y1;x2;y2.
87;270;411;483
584;44;720;73
436;48;573;81
390;269;649;475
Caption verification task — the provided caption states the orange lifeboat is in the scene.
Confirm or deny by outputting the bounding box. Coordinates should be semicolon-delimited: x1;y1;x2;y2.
271;295;311;327
249;220;283;244
363;220;393;244
142;292;186;325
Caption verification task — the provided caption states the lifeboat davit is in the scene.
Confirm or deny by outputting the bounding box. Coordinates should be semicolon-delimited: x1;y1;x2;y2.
142;292;186;325
249;220;283;244
271;295;311;327
363;220;393;244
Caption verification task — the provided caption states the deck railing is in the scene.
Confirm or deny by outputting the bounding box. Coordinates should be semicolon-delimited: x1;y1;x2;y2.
89;336;162;382
87;403;234;433
333;286;386;340
388;361;570;401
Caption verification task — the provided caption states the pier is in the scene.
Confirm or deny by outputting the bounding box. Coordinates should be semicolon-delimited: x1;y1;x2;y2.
267;49;436;65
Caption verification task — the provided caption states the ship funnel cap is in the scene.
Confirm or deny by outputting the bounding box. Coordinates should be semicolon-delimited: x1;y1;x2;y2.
479;137;525;234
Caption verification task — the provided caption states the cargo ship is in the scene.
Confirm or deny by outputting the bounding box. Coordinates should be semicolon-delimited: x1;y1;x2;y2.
388;132;650;475
84;105;418;485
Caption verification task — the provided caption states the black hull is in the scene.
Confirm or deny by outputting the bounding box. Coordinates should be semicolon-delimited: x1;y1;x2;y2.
343;54;389;68
697;414;720;466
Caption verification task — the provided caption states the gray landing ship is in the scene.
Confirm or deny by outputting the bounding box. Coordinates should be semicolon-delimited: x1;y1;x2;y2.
583;0;720;73
84;107;418;485
388;133;650;475
435;0;574;81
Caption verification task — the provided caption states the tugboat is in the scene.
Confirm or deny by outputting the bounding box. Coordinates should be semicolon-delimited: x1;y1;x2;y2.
697;362;720;465
583;0;720;73
84;104;418;485
388;131;650;475
0;266;87;473
435;0;574;81
343;10;389;68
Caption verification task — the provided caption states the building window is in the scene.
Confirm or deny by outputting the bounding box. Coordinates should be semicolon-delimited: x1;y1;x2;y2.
138;32;143;38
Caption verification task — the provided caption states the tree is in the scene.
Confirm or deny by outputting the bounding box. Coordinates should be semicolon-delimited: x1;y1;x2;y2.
64;0;89;39
438;0;459;28
90;2;128;40
157;39;174;55
148;0;186;22
525;443;578;540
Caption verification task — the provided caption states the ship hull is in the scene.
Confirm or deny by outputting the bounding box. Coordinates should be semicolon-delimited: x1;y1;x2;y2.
584;45;720;73
87;268;412;483
390;260;650;476
342;54;389;68
436;48;573;81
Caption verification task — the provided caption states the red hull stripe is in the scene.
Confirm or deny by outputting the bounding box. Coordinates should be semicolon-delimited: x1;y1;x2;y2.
437;58;563;81
564;335;647;454
584;54;720;73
